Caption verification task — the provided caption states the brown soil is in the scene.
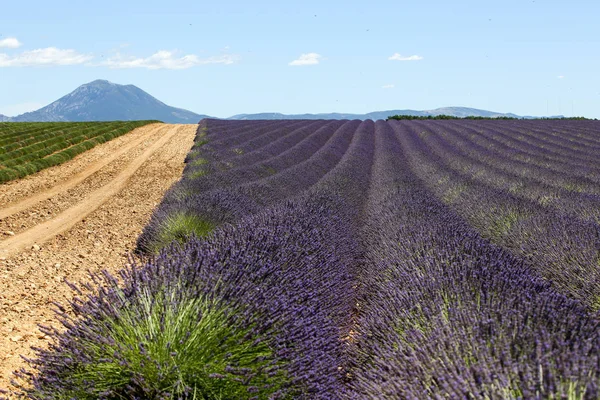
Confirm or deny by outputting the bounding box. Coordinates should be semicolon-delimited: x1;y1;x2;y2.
0;123;197;394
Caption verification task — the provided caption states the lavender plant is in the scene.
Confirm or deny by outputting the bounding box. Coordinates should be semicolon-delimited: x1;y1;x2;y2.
393;119;600;307
14;191;361;399
137;120;359;253
12;268;288;399
348;121;600;398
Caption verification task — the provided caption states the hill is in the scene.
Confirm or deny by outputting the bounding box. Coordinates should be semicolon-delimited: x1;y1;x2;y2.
228;107;561;120
9;80;209;124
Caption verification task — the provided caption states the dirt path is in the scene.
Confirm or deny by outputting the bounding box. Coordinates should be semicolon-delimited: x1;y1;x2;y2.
0;124;165;221
0;123;197;393
0;125;180;260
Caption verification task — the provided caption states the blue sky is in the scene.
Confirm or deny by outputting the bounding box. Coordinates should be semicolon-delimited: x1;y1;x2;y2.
1;0;599;118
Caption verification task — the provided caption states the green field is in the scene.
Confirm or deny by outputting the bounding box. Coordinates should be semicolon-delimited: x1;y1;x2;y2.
0;121;159;184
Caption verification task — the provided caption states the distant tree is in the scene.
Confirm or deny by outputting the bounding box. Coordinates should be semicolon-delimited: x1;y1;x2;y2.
384;115;599;121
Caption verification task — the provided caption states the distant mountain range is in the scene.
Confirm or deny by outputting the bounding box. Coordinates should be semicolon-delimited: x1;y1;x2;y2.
5;80;209;124
0;80;562;123
227;107;558;120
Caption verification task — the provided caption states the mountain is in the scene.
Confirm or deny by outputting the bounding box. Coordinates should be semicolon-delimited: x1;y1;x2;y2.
421;107;521;118
11;80;209;123
228;112;367;120
229;107;560;120
0;114;11;122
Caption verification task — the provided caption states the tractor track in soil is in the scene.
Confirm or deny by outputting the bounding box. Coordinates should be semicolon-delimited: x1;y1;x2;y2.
0;123;197;393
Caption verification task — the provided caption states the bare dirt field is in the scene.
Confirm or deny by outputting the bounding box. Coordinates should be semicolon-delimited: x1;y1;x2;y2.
0;123;197;392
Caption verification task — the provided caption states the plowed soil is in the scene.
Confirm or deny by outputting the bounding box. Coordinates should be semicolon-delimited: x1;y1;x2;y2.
0;123;197;392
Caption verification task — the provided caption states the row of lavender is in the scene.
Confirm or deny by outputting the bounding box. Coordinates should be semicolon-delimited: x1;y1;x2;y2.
350;121;599;398
397;120;600;307
10;119;600;399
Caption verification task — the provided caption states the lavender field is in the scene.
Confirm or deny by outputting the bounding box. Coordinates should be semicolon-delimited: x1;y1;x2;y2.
15;118;600;399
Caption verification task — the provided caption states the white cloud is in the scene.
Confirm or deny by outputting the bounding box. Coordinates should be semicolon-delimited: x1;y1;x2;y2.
557;75;565;79
382;84;395;89
0;102;45;116
289;53;322;66
389;53;423;61
0;37;22;48
100;50;239;69
0;45;239;70
0;47;93;67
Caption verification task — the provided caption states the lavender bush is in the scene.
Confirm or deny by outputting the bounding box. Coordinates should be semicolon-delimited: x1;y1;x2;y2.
13;191;361;399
